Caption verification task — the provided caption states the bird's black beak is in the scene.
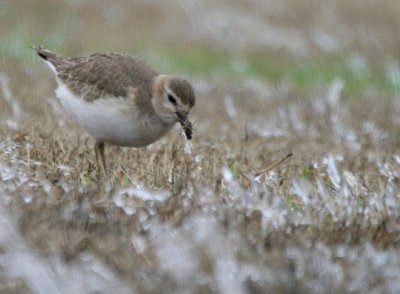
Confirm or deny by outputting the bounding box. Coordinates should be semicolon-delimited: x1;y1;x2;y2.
176;112;193;140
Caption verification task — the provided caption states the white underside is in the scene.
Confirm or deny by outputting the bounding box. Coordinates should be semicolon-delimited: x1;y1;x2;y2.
54;82;173;147
44;60;57;74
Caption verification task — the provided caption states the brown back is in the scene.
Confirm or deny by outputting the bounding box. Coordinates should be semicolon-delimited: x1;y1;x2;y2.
57;53;158;101
35;47;159;102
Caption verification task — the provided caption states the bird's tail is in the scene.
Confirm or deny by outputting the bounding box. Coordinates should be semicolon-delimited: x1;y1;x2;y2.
32;46;69;69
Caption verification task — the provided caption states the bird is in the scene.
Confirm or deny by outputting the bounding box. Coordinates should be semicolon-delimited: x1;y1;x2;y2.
33;46;195;176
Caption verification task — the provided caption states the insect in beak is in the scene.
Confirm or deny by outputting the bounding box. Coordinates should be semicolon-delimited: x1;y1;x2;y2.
176;112;193;140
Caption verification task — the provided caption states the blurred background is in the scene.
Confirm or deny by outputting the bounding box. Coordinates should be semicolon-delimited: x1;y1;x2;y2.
1;0;400;293
2;0;400;93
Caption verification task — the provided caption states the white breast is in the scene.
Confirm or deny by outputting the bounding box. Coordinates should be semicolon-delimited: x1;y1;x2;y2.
55;82;174;147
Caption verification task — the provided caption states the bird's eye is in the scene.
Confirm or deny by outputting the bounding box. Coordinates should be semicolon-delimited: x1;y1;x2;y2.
168;94;177;105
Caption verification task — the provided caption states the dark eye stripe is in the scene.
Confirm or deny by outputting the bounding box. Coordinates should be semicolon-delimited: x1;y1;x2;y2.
168;94;177;105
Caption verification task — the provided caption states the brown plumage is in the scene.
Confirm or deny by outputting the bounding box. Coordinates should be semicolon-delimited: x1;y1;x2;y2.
34;46;196;176
34;46;158;102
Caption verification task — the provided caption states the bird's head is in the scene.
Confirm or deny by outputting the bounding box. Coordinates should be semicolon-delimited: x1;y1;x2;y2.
152;75;195;139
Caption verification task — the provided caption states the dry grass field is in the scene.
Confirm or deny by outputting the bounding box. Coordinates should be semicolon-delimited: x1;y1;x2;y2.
1;0;400;293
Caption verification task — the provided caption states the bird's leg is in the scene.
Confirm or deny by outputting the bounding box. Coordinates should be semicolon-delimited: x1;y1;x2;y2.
95;142;108;176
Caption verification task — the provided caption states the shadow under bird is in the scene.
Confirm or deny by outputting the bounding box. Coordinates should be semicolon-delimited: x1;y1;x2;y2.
33;46;195;175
